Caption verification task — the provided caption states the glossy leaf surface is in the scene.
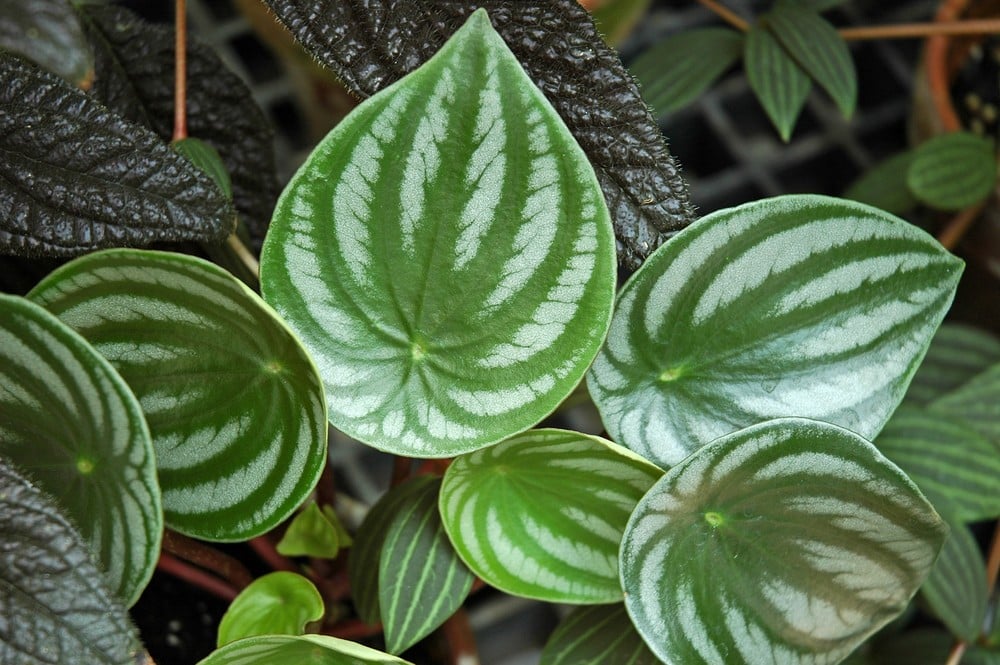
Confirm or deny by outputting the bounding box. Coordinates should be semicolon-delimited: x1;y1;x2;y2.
262;10;616;457
217;573;324;647
277;502;348;559
440;429;662;603
0;461;146;665
0;295;160;605
921;512;987;642
907;132;997;212
0;0;93;86
261;0;695;269
588;195;963;468
539;604;658;665
198;635;413;665
745;25;811;141
905;323;1000;406
621;419;946;665
28;249;327;541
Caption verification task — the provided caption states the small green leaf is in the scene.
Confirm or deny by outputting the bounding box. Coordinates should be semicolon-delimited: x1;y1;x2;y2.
745;24;811;141
843;151;919;215
591;0;651;46
28;249;327;541
0;460;147;665
261;9;616;457
539;604;658;665
217;572;324;647
440;429;662;603
379;477;473;654
277;502;348;559
921;511;987;642
588;195;963;468
630;28;744;116
905;323;1000;406
765;4;857;118
174;137;233;200
0;0;94;86
931;363;1000;444
0;295;160;606
198;635;413;665
620;418;946;665
907;132;998;211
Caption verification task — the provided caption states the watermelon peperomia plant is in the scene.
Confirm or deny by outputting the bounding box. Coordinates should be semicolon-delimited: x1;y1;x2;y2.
1;2;997;665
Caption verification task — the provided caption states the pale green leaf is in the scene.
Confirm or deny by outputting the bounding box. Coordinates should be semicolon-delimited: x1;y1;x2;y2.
198;635;413;665
440;428;662;603
539;604;658;665
908;132;998;211
173;137;233;199
921;511;987;642
27;249;327;541
0;294;160;606
620;418;946;665
745;24;811;141
931;363;1000;444
630;28;743;116
276;502;346;559
217;572;324;647
843;151;918;216
588;195;963;468
260;9;616;458
905;323;1000;406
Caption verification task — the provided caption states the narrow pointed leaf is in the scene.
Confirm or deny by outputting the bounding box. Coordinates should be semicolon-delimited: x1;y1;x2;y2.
745;25;811;141
0;0;94;86
539;604;658;665
379;477;473;654
0;461;146;665
765;5;857;117
261;10;616;457
921;512;987;642
588;195;963;468
262;0;696;269
0;295;160;605
905;323;1000;406
907;132;997;212
843;151;918;216
277;502;346;559
875;407;1000;522
28;249;327;541
440;429;662;603
630;28;744;116
198;635;413;665
0;52;235;257
620;418;946;665
931;363;1000;443
217;572;324;647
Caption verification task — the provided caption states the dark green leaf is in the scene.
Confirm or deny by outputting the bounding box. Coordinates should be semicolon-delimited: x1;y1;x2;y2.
539;604;658;665
0;295;161;606
932;363;1000;444
964;649;1000;665
846;628;953;665
0;0;93;86
905;323;1000;406
0;52;235;257
216;572;324;647
630;28;744;116
921;511;987;642
745;24;811;141
0;460;147;665
174;137;233;200
79;4;278;248
198;635;413;664
277;502;347;559
843;151;919;215
765;4;857;117
591;0;651;46
908;132;998;211
261;0;695;270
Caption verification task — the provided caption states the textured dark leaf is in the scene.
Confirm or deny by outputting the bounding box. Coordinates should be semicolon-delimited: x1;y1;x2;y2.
0;460;146;665
0;0;94;86
261;0;695;269
0;52;235;257
79;4;278;248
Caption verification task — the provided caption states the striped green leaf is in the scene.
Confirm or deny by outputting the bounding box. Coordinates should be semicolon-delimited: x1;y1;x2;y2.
907;132;998;211
260;9;616;458
0;295;160;605
765;4;857;118
921;511;987;642
27;249;327;541
875;407;1000;522
905;323;1000;406
440;429;662;603
198;635;413;665
539;604;658;665
620;418;946;665
745;25;811;141
931;363;1000;444
587;195;963;469
217;572;324;647
843;151;918;216
630;28;744;116
379;476;473;654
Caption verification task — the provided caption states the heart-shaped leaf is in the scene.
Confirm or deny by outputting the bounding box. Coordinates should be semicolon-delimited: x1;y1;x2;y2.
745;24;811;141
261;9;616;457
620;418;946;665
920;511;987;642
27;249;327;541
0;295;160;605
277;502;350;559
588;195;964;468
0;0;93;86
908;132;997;212
198;635;414;665
440;428;662;603
261;0;695;269
217;572;325;647
0;460;147;665
905;323;1000;406
539;604;658;665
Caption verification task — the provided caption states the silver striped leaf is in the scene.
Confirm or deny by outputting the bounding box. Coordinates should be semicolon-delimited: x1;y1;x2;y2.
27;249;327;541
197;635;413;665
439;428;662;603
260;9;616;458
620;418;946;665
0;295;160;606
588;195;964;469
539;604;659;665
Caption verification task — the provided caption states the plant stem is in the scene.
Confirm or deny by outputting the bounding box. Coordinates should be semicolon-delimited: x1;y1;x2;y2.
173;0;188;141
945;640;967;665
326;618;383;640
249;534;299;572
390;455;412;487
987;518;1000;593
157;551;239;601
225;233;260;282
937;201;986;251
161;529;254;589
440;609;479;665
696;0;749;32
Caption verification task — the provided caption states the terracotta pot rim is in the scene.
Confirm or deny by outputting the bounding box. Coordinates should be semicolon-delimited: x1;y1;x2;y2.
925;0;968;132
